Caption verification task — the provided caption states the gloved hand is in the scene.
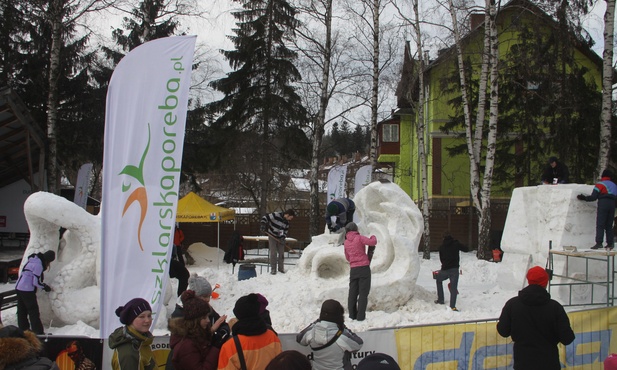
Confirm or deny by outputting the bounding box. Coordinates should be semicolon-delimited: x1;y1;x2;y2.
367;246;376;262
260;226;266;234
328;225;335;232
577;194;586;200
43;284;51;292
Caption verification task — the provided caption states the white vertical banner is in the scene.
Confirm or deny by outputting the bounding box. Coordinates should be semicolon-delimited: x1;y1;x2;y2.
74;163;93;209
100;36;196;338
353;164;372;223
354;165;372;196
327;165;348;202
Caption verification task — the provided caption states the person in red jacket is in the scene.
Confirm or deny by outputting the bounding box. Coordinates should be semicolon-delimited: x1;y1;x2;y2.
497;266;575;370
343;222;377;321
169;290;220;370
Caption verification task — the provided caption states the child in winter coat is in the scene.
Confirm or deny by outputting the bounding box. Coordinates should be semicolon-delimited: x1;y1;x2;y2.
296;299;363;370
168;290;219;370
108;298;156;370
343;222;377;321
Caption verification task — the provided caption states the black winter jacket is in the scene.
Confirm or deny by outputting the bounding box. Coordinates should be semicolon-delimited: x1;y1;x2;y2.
496;284;575;370
438;236;468;270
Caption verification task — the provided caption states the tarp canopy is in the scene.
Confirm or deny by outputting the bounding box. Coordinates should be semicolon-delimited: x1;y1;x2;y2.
176;192;235;222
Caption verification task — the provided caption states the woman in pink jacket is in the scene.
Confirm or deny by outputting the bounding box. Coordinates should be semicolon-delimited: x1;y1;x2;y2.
343;222;377;321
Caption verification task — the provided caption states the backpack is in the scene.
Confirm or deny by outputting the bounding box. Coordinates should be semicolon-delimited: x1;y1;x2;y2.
224;232;244;266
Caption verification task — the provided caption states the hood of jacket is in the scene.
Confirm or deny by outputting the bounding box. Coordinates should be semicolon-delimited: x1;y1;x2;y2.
307;320;341;347
0;330;43;368
346;231;365;243
518;284;551;306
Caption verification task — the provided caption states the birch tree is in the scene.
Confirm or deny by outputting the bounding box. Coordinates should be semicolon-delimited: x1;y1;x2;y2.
446;0;498;258
343;0;399;167
412;0;432;260
28;0;114;194
393;0;431;258
294;0;371;236
296;0;334;237
598;0;614;175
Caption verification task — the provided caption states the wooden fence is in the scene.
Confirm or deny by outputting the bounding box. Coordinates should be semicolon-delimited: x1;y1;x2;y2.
181;198;511;254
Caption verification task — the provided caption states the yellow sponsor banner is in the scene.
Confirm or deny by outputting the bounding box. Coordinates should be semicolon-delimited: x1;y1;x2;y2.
395;307;617;370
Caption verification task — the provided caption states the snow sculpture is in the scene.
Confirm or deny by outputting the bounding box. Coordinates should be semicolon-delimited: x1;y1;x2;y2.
499;184;598;292
22;192;101;327
22;192;175;329
297;181;423;311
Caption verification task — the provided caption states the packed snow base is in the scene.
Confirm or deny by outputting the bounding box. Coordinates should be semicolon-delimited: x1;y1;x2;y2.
1;182;603;337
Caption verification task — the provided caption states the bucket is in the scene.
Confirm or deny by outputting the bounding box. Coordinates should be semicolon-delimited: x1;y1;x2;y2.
492;249;501;262
238;264;257;281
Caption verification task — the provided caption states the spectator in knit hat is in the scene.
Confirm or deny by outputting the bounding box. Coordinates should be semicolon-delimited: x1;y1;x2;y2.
256;293;273;327
217;293;281;370
170;274;230;348
0;324;59;370
108;297;156;370
15;249;55;334
296;299;363;370
168;290;219;370
357;353;401;370
497;266;575;370
265;350;311;370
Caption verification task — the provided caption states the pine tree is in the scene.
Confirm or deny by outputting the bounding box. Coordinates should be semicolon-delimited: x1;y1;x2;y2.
1;0;97;191
208;0;307;214
99;0;217;193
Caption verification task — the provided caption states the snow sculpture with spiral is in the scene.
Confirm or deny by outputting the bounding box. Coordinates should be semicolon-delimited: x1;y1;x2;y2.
297;181;423;311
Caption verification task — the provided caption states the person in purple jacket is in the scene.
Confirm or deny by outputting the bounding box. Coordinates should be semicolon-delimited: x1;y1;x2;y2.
343;222;377;321
15;250;55;334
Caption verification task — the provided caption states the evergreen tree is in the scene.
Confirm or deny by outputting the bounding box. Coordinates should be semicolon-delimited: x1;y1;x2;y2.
441;11;603;189
100;0;216;193
338;120;351;155
208;0;307;214
352;124;367;154
498;20;601;186
0;0;24;84
1;0;97;189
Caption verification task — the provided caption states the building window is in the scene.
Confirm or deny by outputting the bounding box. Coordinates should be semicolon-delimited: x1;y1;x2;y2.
382;123;399;142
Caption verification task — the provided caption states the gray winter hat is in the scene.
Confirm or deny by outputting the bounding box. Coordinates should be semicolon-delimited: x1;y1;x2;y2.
345;222;358;232
188;273;212;297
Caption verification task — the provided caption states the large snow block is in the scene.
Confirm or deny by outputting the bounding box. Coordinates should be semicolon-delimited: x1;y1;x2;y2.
501;184;597;287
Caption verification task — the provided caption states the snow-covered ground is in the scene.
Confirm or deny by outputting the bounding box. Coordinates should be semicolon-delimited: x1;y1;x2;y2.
0;245;510;337
0;182;604;338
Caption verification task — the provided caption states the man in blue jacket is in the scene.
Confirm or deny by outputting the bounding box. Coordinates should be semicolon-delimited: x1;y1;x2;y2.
577;169;617;250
